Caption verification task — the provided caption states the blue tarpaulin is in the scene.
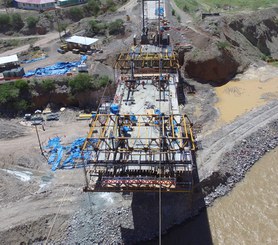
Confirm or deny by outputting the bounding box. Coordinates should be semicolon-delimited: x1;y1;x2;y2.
45;136;90;171
110;104;120;114
130;114;137;122
155;7;164;16
21;56;48;64
24;55;87;77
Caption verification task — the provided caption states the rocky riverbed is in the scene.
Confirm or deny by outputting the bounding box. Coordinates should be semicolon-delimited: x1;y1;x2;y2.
204;119;278;205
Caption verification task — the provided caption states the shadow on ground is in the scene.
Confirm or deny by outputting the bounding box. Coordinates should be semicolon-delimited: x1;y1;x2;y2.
121;153;213;245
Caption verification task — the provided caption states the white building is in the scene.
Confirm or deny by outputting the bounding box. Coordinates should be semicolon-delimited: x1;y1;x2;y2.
15;0;55;11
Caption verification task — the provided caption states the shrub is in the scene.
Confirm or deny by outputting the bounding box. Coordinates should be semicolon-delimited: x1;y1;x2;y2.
108;19;124;35
216;41;230;49
0;14;10;32
177;15;181;22
69;73;92;93
106;0;116;12
87;0;100;16
183;5;189;12
15;79;29;91
89;20;107;35
68;7;83;21
2;0;13;8
14;100;29;111
171;9;176;16
41;79;55;92
0;83;19;104
11;13;24;31
93;75;110;89
26;16;39;29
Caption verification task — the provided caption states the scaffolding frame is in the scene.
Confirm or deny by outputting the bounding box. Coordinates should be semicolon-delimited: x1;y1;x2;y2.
82;114;195;192
115;46;179;72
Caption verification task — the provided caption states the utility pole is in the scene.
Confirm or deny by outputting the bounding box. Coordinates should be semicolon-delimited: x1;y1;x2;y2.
55;9;62;42
35;124;44;156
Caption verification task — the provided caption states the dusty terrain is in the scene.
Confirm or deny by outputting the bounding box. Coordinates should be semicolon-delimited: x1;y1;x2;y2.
1;0;278;244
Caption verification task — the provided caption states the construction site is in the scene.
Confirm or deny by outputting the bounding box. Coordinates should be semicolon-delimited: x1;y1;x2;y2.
1;0;278;244
81;0;196;193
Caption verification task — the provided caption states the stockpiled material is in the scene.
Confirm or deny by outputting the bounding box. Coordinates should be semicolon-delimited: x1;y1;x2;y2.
45;136;91;171
24;55;87;77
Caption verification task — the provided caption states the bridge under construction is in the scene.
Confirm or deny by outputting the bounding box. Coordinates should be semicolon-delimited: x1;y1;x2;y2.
81;0;197;193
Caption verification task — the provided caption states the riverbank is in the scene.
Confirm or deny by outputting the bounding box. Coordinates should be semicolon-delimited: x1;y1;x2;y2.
203;115;278;205
147;147;278;245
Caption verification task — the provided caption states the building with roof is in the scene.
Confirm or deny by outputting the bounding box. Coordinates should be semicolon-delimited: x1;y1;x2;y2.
57;0;86;7
65;35;99;51
14;0;55;11
0;55;19;72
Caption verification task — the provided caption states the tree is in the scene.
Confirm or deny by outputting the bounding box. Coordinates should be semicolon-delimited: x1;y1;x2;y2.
108;19;124;35
15;79;29;91
87;0;100;16
26;16;39;29
41;79;55;93
89;20;107;35
68;7;83;21
58;22;68;36
11;13;24;31
0;83;19;104
106;0;116;12
14;100;29;111
69;73;92;93
93;75;110;89
0;14;10;32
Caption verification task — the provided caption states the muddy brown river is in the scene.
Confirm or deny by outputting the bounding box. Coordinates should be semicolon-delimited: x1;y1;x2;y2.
146;147;278;245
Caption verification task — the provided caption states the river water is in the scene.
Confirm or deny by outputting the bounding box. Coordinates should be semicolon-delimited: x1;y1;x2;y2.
208;147;278;245
146;147;278;245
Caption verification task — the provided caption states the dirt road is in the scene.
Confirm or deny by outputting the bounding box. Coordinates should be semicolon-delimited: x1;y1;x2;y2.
0;32;60;56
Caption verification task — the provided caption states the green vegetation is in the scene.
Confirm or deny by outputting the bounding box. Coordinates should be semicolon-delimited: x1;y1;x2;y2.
0;80;31;113
108;19;124;35
93;75;110;89
11;13;24;31
174;0;199;13
0;74;111;115
89;20;107;35
172;9;176;16
106;0;117;12
40;79;56;92
271;61;278;67
0;13;24;32
87;19;124;36
0;83;20;104
216;41;230;49
174;0;278;13
69;73;93;93
87;0;101;16
1;0;13;8
69;73;111;93
26;16;39;29
68;7;84;21
0;13;10;32
14;79;29;91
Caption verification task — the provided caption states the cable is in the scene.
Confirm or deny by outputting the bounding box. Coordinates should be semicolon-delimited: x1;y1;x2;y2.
158;1;162;243
45;185;69;244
